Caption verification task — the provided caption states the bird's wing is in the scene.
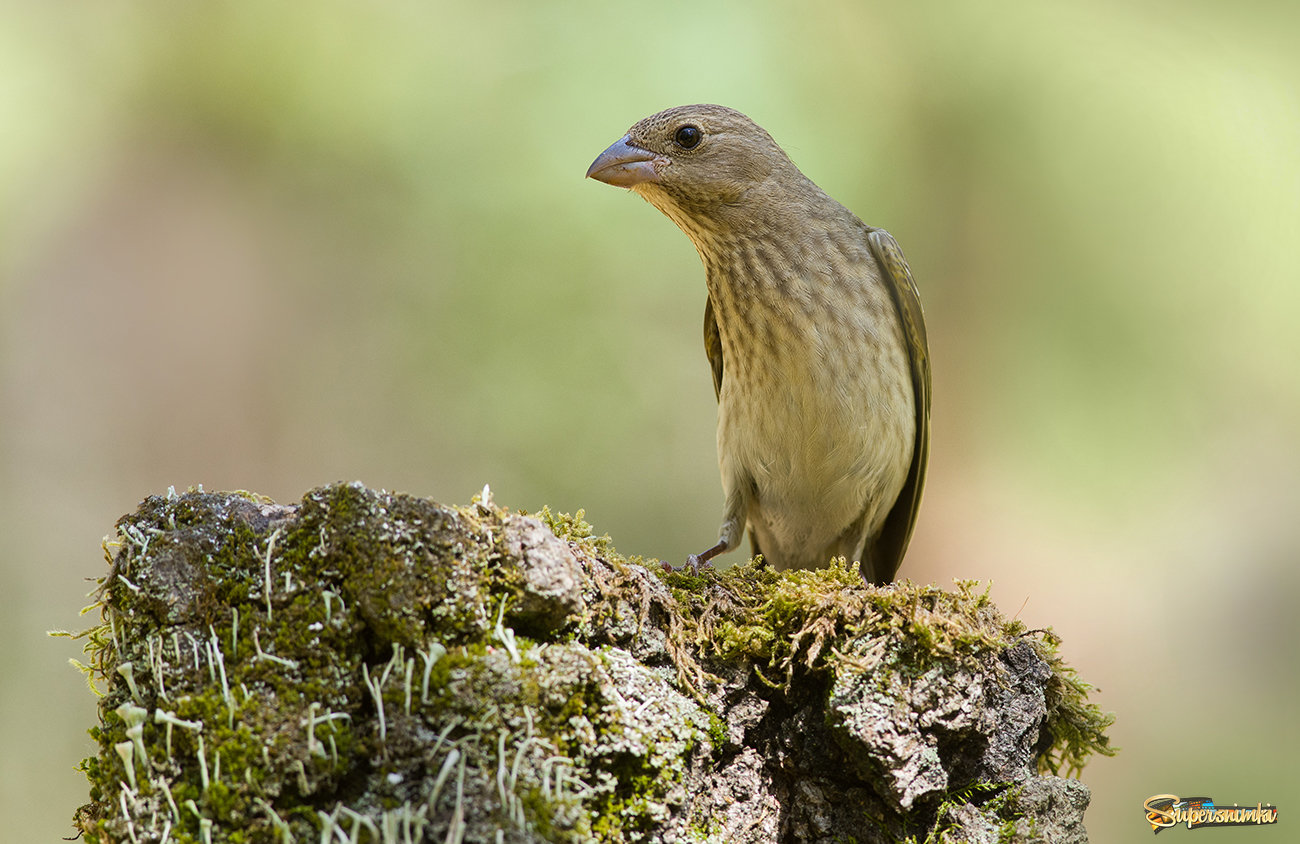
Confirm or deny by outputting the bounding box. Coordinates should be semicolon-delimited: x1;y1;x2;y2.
704;294;724;400
865;228;931;583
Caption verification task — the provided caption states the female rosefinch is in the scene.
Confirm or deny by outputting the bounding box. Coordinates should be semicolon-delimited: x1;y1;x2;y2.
587;105;929;584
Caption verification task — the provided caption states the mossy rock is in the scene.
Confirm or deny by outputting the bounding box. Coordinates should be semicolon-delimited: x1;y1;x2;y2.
67;482;1113;843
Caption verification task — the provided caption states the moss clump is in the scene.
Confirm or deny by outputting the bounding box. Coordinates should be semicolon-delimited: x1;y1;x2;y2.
681;562;1019;681
1032;630;1117;777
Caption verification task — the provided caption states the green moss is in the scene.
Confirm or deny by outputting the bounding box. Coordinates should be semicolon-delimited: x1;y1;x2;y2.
902;781;1021;844
531;506;618;561
676;562;1007;683
1031;629;1118;776
706;711;727;752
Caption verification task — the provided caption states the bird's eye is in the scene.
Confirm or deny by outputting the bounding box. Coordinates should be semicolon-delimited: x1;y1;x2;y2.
674;125;702;150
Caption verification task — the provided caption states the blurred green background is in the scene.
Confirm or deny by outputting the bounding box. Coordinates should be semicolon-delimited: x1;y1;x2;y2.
3;2;1296;841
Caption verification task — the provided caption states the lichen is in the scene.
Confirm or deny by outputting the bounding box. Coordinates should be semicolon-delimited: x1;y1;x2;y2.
69;482;1113;843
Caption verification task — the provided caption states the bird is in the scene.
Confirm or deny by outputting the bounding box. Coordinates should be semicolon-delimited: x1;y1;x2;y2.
585;105;929;584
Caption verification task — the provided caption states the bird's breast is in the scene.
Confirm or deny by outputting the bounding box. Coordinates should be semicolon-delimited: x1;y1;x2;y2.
708;237;915;561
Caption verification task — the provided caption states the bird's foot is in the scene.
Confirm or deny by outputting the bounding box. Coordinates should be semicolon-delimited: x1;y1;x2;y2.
660;553;713;575
661;540;727;575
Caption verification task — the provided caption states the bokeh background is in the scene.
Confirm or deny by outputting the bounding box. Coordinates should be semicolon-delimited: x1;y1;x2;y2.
4;2;1297;841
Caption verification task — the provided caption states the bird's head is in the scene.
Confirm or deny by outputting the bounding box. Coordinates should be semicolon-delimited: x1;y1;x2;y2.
587;105;807;239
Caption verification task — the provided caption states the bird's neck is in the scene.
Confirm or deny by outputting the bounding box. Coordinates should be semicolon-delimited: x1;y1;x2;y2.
688;191;872;373
688;191;856;300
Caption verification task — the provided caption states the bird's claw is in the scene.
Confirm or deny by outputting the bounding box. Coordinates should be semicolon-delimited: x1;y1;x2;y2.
660;551;718;575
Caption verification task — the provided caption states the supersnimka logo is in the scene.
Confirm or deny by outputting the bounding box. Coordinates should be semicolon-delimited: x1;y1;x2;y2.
1144;794;1278;833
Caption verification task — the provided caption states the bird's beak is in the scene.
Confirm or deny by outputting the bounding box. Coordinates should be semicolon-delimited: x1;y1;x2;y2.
586;135;661;188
